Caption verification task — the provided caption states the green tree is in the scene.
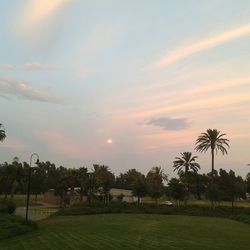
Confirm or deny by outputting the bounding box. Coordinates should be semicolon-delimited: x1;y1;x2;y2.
246;173;250;193
167;178;185;206
30;164;48;204
54;166;69;207
195;129;229;208
66;168;80;205
0;124;6;142
132;175;147;207
146;166;167;204
92;165;115;204
173;152;200;205
77;167;89;203
173;152;200;174
84;173;98;204
195;129;229;173
218;169;246;211
115;169;143;190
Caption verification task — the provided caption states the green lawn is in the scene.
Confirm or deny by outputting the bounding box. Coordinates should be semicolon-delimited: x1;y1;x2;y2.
0;214;250;250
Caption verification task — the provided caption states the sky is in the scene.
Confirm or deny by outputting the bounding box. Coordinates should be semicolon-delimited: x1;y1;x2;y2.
1;0;250;177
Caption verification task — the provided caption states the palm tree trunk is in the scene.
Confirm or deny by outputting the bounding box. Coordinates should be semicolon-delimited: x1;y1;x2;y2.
211;149;215;173
184;170;188;207
211;148;215;209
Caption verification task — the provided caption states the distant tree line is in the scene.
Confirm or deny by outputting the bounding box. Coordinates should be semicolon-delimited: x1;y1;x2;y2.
0;158;249;208
1;125;250;209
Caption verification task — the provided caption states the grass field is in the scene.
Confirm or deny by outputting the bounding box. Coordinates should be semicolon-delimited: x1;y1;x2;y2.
0;214;249;250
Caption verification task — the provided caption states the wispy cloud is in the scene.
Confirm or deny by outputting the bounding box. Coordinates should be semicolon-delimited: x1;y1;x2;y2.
22;63;60;71
129;92;250;120
144;117;190;131
0;64;14;70
148;24;250;70
0;76;64;104
13;0;74;47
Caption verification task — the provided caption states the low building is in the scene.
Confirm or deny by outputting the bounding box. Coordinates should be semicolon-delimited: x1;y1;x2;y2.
43;189;61;206
43;188;135;206
246;193;250;201
110;188;136;203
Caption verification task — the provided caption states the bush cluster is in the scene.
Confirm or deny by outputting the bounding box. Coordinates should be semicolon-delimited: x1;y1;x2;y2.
230;214;250;225
0;200;16;214
55;202;250;220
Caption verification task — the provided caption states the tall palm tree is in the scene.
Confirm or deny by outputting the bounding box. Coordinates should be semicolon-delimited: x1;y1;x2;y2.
173;152;200;205
0;124;6;142
195;129;229;174
195;129;229;208
173;152;200;174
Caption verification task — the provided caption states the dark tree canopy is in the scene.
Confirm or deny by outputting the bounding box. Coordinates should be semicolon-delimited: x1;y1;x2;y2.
0;123;6;142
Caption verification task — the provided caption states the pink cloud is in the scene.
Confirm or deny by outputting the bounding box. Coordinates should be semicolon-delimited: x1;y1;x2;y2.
41;130;86;160
147;24;250;70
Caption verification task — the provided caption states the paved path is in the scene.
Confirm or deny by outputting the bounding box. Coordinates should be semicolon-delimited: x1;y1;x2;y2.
15;206;58;221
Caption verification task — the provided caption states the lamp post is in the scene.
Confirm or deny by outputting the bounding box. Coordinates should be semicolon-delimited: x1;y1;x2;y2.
25;153;39;224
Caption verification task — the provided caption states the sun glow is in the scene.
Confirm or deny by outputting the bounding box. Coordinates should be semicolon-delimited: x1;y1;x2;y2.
107;139;113;144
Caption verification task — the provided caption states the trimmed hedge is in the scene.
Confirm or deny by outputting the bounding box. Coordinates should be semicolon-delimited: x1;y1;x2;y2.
0;214;37;240
55;202;250;220
230;214;250;225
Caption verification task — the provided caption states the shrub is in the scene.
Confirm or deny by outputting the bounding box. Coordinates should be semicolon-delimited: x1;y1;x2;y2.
230;214;250;225
0;200;16;214
55;202;250;220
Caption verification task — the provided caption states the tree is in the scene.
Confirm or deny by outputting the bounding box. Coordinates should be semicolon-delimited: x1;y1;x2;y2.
0;161;23;199
132;175;147;207
146;166;167;204
218;169;246;211
66;168;80;205
84;173;98;204
92;165;115;204
195;129;229;208
246;173;250;193
0;124;6;142
30;164;48;204
167;178;185;206
53;166;69;207
173;152;200;174
77;167;89;203
195;129;229;173
173;152;200;205
183;172;208;200
115;169;143;190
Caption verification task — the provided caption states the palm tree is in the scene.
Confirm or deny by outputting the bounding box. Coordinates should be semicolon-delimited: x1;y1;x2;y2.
173;152;200;174
0;124;6;142
146;166;167;204
173;152;200;205
195;129;229;208
195;129;229;174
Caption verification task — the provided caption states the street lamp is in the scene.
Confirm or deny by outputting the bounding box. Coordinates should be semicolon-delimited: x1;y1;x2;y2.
25;153;39;223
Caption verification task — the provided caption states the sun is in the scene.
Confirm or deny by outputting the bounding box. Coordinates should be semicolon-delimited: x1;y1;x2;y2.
107;139;113;144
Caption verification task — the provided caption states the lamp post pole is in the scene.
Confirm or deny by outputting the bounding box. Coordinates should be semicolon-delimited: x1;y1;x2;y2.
25;153;39;224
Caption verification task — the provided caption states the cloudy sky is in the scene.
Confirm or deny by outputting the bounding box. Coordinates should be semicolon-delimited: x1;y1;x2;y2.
1;0;250;177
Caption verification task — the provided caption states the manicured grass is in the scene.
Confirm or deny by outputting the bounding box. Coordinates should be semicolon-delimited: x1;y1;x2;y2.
0;214;250;250
0;214;37;240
